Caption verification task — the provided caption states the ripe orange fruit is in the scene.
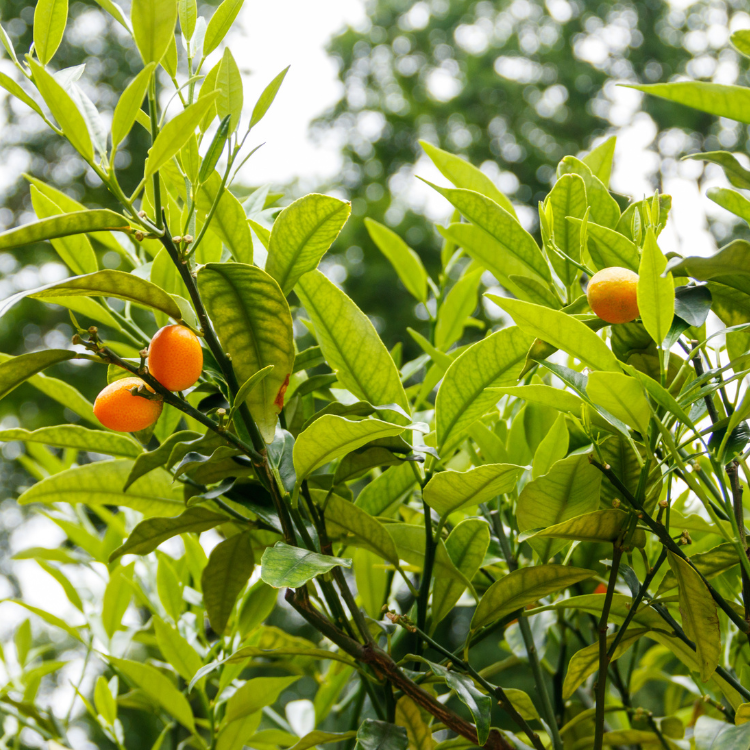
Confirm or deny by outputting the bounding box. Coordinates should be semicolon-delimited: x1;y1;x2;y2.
148;325;203;392
94;377;163;432
586;267;640;324
594;583;608;595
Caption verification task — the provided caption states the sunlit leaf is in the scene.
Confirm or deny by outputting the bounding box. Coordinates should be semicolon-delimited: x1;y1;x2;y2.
131;0;177;65
261;542;351;588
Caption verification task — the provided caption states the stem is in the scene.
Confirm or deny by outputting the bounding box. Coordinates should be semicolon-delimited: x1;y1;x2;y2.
148;78;163;230
726;460;750;625
593;543;624;750
415;499;436;659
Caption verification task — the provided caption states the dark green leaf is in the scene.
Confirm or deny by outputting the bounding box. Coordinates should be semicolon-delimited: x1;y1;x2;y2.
198;115;231;182
0;349;78;402
356;720;408;750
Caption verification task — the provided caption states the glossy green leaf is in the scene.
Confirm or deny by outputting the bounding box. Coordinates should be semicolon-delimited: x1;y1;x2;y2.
102;564;133;638
92;0;129;29
33;0;68;65
178;0;197;38
563;628;648;699
216;713;262;750
112;63;155;149
216;47;243;132
365;218;427;302
435;268;482;350
109;657;195;731
0;72;44;116
491;384;586;416
557;156;620;228
631;81;750;125
198;115;230;182
517;453;601;562
567;217;639;272
355;462;417;516
296;270;410;415
424;180;550;282
472;564;595;631
202;532;254;634
198;263;294;442
420;140;517;218
532;412;568;479
435;327;531;452
35;559;83;611
424;463;523;518
658;543;739;596
587;371;650;435
353;548;388;619
667;240;750;297
94;676;117;725
8;600;84;643
0;349;78;402
267;195;351;295
582;136;616;187
708;186;750;228
131;0;177;64
432;519;490;628
695;716;750;750
18;459;184;517
521;509;645;548
684;151;750;190
289;731;359;750
488;295;620;372
356;720;408;750
249;65;290;128
637;227;674;345
203;0;245;57
238;579;278;637
260;542;351;588
0;425;141;458
667;551;720;681
548;173;587;286
157;555;184;622
153;616;203;683
146;94;219;178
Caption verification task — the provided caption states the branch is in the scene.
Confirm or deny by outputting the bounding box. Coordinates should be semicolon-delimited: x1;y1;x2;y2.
727;460;750;625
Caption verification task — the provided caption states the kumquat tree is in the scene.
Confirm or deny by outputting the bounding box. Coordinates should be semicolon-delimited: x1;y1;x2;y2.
3;1;750;749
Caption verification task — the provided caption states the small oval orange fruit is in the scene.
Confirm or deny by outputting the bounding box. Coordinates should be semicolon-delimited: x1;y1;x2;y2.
148;324;203;392
94;377;163;432
594;583;608;595
586;266;640;324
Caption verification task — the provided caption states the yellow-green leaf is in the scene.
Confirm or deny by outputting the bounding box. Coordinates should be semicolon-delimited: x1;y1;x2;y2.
216;47;243;132
521;509;646;548
131;0;178;65
587;371;650;435
637;227;674;346
203;0;245;57
112;63;156;149
33;0;68;65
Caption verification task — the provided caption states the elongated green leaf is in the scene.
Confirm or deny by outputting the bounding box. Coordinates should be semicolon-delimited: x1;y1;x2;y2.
102;564;133;638
424;463;523;518
18;459;184;517
684;151;750;190
178;0;197;38
517;453;601;562
436;326;532;452
582;136;616;187
491;384;586;415
472;565;595;631
153;616;203;683
557;156;620;228
249;66;290;128
355;462;417;516
432;519;490;628
0;349;78;402
29;59;92;160
424;180;550;282
203;532;254;634
0;72;44;115
112;63;155;149
0;425;141;458
637;227;674;345
267;195;351;295
658;543;739;596
289;732;358;750
229;365;274;422
667;240;750;297
566;217;639;272
631;81;750;125
238;579;278;637
708;186;750;228
365;218;427;302
198;116;230;183
353;548;388;619
296;270;410;415
131;0;177;64
521;509;645;548
146;94;219;178
34;0;68;65
563;628;648;699
695;716;750;750
356;720;408;750
198;263;293;442
325;493;400;565
587;371;650;435
109;657;195;731
488;295;620;373
548;173;587;286
36;559;83;611
8;600;84;642
203;0;245;56
216;47;243;132
110;507;227;560
667;551;720;682
420;140;516;218
261;542;351;588
532;412;568;479
435;268;482;350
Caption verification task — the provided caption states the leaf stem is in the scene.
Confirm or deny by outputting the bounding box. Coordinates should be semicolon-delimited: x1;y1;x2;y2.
147;78;163;230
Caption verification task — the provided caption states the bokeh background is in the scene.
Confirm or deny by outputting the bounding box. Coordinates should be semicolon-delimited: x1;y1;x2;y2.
0;0;749;743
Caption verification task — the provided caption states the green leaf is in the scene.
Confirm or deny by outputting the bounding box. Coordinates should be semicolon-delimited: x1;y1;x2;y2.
517;453;602;562
353;548;388;619
667;551;721;682
424;463;523;518
238;580;278;637
110;507;227;560
260;542;351;589
708;187;750;228
153;616;203;683
267;195;351;295
355;462;417;516
420;140;517;218
436;326;532;452
216;47;243;132
557;156;620;228
488;296;620;372
563;628;648;699
198;263;293;442
432;519;490;629
356;720;408;750
667;240;750;297
202;532;255;635
0;349;77;402
657;543;739;596
472;564;595;631
695;716;750;750
0;425;141;458
630;81;750;125
178;0;197;39
36;559;83;611
230;365;274;423
289;732;358;750
587;371;650;435
216;713;262;750
197;61;220;132
566;217;639;272
491;384;586;416
424;180;550;282
146;94;219;179
94;676;117;725
198;116;230;182
18;459;184;517
249;66;290;128
112;63;155;149
203;0;245;57
435;268;482;350
684;151;750;190
532;412;568;479
637;227;674;346
109;657;195;732
7;601;83;642
102;564;133;638
296;270;410;415
0;71;44;116
521;509;646;548
364;218;427;302
131;0;177;64
582;136;616;187
33;0;68;65
548;173;587;286
124;430;201;490
92;0;129;29
157;555;184;622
